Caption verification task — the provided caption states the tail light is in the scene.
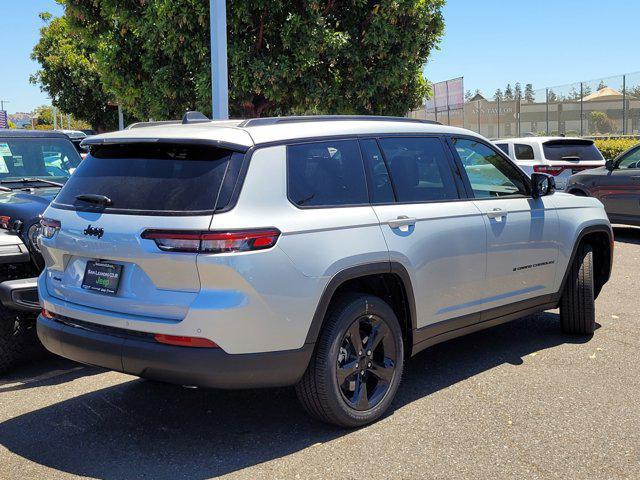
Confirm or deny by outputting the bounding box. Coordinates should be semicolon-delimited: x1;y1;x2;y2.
533;165;565;176
154;334;219;348
141;228;280;253
0;216;10;229
41;308;55;319
40;218;61;238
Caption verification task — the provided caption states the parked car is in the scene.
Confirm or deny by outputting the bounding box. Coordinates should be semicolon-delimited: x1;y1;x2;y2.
566;142;640;226
37;115;612;427
56;129;90;159
0;130;82;373
494;137;605;190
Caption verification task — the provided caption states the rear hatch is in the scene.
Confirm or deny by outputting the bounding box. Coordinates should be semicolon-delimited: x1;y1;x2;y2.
542;139;605;173
42;142;245;321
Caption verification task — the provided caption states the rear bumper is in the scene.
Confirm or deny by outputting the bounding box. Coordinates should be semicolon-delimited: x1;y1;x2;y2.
0;277;40;312
37;315;313;389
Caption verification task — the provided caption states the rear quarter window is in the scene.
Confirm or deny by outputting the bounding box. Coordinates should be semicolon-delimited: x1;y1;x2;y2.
53;143;244;215
287;140;368;207
514;144;535;160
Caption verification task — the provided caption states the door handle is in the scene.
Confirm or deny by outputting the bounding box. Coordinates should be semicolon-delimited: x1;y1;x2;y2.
486;208;508;219
387;216;416;229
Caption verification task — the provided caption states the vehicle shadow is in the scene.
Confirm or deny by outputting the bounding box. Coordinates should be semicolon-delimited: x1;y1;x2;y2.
0;311;590;479
612;225;640;245
0;355;102;394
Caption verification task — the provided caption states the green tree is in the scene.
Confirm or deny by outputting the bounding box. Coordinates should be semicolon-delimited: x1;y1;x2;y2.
30;13;118;131
493;88;503;101
504;83;514;101
7;121;16;129
61;0;445;119
514;82;522;100
597;80;607;91
524;83;535;103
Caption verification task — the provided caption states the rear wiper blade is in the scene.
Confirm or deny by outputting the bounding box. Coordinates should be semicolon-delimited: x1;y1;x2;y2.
75;194;112;206
0;178;64;188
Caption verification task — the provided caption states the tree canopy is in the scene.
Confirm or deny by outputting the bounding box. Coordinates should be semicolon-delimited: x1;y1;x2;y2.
30;13;118;131
56;0;445;119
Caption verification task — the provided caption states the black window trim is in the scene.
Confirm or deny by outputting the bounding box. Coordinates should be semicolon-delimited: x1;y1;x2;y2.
444;134;532;200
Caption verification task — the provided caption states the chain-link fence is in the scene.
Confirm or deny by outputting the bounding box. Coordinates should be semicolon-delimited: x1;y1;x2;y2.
409;72;640;139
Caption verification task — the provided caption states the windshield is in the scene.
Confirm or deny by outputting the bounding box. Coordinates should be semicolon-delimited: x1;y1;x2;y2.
53;143;244;215
0;137;82;182
542;140;604;161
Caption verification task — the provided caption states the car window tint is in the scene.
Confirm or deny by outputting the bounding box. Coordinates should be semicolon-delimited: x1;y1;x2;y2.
514;144;535;160
542;140;604;160
452;138;527;198
618;147;640;169
54;144;242;214
287;140;368;207
377;137;458;202
360;139;395;203
495;143;509;155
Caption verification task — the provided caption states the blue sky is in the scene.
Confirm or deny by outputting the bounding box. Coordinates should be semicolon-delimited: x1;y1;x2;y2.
2;0;639;113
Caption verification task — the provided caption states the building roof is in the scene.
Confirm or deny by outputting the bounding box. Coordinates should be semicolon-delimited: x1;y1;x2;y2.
582;87;624;102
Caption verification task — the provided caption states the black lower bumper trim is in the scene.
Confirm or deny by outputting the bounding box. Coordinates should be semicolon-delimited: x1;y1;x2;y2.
37;315;313;389
0;277;40;312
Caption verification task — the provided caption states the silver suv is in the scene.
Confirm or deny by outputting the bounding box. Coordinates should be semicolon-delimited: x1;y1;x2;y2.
36;115;613;427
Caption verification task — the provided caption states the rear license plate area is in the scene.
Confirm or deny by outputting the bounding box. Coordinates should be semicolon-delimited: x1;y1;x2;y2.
82;261;123;295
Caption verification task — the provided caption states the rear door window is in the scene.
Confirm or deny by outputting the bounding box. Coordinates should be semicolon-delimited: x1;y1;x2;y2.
542;140;604;160
287;140;368;207
495;143;509;155
377;137;459;202
53;143;244;215
514;144;535;160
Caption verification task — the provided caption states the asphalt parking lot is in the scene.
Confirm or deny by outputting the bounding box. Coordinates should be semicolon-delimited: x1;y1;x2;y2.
1;226;639;480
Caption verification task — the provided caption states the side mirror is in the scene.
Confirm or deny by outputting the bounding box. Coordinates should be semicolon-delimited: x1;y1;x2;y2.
605;159;616;171
531;172;555;198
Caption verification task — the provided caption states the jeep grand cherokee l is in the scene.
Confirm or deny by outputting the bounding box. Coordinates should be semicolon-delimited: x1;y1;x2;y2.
36;115;612;427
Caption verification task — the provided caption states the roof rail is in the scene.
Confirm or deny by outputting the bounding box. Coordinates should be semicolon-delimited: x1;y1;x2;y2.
125;111;211;130
237;115;442;128
126;120;181;130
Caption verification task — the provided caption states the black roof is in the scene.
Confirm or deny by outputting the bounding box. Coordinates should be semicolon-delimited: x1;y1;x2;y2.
0;130;69;139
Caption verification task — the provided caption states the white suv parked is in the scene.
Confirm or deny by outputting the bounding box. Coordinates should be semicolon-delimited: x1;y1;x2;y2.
494;137;605;190
36;115;613;427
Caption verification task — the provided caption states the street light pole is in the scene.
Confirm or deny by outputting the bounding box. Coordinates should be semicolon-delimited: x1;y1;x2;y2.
210;0;229;120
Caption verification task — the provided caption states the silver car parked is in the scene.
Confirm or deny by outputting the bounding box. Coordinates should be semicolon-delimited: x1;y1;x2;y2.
36;115;613;427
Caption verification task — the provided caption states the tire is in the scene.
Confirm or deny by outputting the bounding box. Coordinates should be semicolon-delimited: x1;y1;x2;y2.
0;308;40;375
296;293;404;427
560;242;595;335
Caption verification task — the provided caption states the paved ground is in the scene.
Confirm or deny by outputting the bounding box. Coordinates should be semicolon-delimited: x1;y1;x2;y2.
1;226;639;480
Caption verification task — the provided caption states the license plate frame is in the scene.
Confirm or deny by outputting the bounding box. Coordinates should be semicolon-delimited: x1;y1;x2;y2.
81;260;123;295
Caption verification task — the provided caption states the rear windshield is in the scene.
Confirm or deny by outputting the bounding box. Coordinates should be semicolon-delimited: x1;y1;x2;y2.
53;143;244;215
542;140;603;161
0;137;81;181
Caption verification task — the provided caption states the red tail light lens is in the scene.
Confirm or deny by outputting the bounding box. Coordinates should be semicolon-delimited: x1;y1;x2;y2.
154;334;219;348
141;229;280;253
533;165;565;176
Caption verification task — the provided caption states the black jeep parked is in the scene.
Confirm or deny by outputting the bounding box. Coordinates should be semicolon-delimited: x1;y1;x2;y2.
0;130;81;373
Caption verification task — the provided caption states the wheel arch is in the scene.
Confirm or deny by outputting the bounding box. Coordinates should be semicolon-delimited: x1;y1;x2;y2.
559;224;613;299
305;262;416;353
